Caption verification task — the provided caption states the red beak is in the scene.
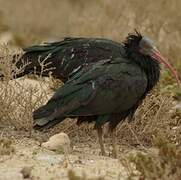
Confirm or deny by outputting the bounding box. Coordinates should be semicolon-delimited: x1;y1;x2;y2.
151;47;181;86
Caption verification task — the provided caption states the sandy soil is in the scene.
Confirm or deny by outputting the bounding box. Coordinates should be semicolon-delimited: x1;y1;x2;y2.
0;129;131;180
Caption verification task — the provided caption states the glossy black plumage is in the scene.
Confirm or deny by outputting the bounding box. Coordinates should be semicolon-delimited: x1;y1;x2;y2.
33;57;148;130
33;33;161;131
10;38;126;81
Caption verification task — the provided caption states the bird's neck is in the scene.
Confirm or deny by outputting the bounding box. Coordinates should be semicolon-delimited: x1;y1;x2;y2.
126;52;160;92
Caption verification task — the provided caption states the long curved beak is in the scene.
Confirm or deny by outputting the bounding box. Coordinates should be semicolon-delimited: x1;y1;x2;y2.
151;47;180;86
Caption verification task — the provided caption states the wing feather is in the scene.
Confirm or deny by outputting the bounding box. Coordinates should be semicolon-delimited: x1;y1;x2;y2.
33;58;147;125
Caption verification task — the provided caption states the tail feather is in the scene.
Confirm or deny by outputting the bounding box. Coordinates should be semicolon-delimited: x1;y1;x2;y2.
33;103;55;120
33;103;58;130
33;117;65;130
33;104;65;130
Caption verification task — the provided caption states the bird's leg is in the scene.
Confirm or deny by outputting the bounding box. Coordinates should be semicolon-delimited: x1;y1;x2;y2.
97;126;106;156
111;129;118;158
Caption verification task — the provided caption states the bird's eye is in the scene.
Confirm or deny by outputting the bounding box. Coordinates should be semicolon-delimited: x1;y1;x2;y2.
144;44;151;49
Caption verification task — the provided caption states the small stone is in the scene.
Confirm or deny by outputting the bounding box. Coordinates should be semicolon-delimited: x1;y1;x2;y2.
20;166;32;179
172;126;178;130
41;132;71;154
36;154;60;165
173;103;181;110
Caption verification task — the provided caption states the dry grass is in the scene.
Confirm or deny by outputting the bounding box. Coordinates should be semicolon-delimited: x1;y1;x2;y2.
0;0;181;65
0;1;181;179
0;138;15;155
127;137;181;180
0;46;53;131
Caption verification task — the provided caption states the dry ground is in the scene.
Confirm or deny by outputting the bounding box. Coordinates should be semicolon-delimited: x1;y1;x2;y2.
0;0;181;179
0;127;129;180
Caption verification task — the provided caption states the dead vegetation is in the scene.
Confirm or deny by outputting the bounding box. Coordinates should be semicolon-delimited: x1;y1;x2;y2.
0;0;181;64
0;138;14;155
128;137;181;180
0;0;181;179
0;46;53;130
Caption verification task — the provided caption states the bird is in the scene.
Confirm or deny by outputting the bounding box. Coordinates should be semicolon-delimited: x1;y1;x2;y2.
0;37;126;82
33;31;180;158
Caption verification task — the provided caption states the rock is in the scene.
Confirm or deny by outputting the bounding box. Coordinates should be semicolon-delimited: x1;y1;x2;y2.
36;154;61;165
173;103;181;111
20;166;32;179
41;132;71;154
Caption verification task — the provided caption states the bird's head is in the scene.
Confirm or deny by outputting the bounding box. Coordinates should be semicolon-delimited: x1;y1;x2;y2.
124;31;180;86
